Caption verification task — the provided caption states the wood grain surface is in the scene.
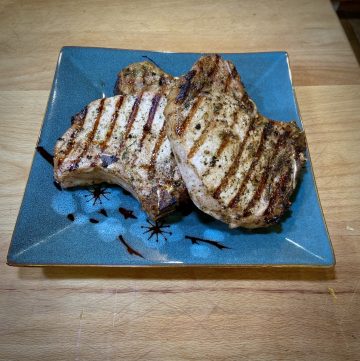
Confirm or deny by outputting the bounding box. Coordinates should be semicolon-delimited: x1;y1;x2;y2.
0;1;359;360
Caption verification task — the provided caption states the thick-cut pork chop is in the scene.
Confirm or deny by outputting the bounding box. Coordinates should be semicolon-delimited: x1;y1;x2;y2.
54;62;188;220
165;55;306;228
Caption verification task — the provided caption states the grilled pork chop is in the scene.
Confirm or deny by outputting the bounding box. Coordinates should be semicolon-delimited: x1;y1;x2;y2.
54;62;187;219
165;55;306;228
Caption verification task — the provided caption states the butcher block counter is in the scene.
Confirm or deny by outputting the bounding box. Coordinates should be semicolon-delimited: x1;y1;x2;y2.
0;0;359;360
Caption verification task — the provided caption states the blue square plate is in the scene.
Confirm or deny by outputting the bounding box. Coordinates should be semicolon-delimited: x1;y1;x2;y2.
7;47;335;267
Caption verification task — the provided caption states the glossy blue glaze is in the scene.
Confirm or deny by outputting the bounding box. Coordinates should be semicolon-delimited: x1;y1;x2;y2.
7;47;335;266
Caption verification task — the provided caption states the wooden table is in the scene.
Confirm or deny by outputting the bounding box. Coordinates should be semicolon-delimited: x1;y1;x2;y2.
1;1;359;360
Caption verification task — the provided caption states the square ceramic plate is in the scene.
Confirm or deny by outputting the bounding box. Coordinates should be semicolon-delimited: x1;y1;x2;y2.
7;47;335;267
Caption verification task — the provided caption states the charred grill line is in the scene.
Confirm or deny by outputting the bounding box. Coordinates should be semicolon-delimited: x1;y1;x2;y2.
207;54;220;80
120;92;143;150
187;121;216;160
201;110;240;179
228;123;272;209
100;96;124;151
216;133;232;158
216;110;241;158
175;69;196;104
242;131;286;217
175;55;221;136
176;96;203;136
57;106;88;167
148;126;167;176
72;98;105;169
200;132;232;180
224;73;232;93
263;168;292;222
263;138;300;221
213;118;255;199
140;93;162;148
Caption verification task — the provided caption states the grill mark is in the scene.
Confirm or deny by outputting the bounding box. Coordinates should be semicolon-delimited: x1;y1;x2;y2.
263;139;301;221
148;126;167;177
197;60;203;75
100;96;124;151
263;168;292;222
202;110;240;179
207;54;220;80
228;123;272;209
120;92;143;149
216;109;240;158
176;69;196;104
224;73;232;93
213;117;255;199
139;93;162;149
175;55;220;105
176;96;203;136
187;120;215;160
71;98;105;168
57;106;88;167
201;132;233;180
217;134;232;157
242;131;286;217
